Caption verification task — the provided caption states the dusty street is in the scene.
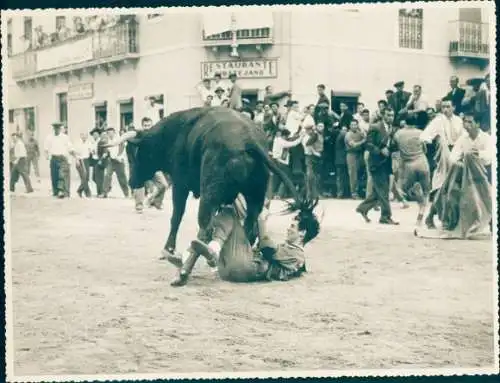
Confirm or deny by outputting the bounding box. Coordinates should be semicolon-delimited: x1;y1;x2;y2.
7;190;497;377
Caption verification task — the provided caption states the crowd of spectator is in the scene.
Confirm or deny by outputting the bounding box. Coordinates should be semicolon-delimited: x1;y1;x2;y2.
196;71;491;204
23;14;137;51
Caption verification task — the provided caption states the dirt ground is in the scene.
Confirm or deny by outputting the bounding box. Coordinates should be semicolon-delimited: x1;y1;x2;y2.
7;187;497;377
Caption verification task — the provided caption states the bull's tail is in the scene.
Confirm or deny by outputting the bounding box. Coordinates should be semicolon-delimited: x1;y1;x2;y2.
245;143;301;204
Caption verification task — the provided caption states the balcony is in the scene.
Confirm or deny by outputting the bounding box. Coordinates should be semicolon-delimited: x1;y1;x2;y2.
10;22;139;83
202;27;274;47
449;20;490;64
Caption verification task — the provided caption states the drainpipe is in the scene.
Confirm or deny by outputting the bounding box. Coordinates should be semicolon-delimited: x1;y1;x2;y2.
288;11;293;94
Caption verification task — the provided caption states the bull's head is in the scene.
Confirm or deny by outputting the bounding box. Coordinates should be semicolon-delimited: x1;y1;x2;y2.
281;198;321;245
104;130;157;189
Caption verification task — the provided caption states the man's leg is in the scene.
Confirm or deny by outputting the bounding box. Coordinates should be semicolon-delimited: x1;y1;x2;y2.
103;162;114;197
76;159;86;197
58;158;71;198
82;159;92;197
346;153;358;198
18;158;34;193
114;160;130;198
9;163;20;192
33;156;40;178
147;171;169;208
50;157;59;196
372;170;397;224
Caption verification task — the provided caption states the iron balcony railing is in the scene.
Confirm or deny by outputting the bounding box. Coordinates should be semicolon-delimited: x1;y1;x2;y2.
449;20;489;59
202;27;273;45
10;22;139;80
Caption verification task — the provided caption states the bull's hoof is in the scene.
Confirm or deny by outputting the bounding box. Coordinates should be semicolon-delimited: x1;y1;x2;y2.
190;239;218;268
170;272;189;287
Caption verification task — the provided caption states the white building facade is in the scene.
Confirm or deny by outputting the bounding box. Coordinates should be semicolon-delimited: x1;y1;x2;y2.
4;4;493;176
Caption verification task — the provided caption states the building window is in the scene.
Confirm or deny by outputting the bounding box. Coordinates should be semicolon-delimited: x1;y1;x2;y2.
57;92;68;128
8;109;14;124
7;19;12;56
399;9;423;49
331;91;360;115
23;16;33;47
119;100;134;132
56;16;66;30
94;103;107;130
24;107;36;132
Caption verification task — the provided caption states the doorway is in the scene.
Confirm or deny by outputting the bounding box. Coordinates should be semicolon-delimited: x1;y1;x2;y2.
242;89;259;110
331;91;360;115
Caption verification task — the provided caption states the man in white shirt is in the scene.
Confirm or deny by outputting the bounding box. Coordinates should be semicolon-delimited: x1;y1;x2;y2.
211;87;226;107
74;132;93;197
44;121;75;198
103;127;130;198
10;132;34;194
285;101;303;136
269;129;304;199
196;78;214;106
404;85;429;117
416;112;492;238
420;100;465;228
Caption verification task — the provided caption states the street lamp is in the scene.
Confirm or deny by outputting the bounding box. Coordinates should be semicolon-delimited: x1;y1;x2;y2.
230;12;239;57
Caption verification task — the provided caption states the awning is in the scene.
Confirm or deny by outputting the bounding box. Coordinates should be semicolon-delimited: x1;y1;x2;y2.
117;97;133;104
92;100;107;107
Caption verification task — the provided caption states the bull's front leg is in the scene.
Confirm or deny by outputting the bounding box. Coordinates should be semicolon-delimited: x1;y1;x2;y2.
170;195;218;287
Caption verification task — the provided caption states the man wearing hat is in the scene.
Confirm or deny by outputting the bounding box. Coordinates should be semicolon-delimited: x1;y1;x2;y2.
212;86;226;107
10;132;34;194
44;121;75;198
228;72;242;111
390;81;411;124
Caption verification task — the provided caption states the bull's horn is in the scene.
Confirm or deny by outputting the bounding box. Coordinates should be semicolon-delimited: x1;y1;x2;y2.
105;130;138;147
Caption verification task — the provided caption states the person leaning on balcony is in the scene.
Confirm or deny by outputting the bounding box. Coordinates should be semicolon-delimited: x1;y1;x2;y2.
44;122;75;199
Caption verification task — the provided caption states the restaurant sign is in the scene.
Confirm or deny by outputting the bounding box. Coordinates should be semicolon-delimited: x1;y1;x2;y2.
68;83;94;100
201;59;278;79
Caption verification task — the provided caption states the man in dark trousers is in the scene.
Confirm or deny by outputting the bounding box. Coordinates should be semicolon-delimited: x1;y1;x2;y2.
442;76;466;115
10;132;34;194
355;108;399;225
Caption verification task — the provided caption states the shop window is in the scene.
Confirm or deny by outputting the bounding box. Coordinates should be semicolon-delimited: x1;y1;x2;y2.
399;9;423;50
8;109;14;124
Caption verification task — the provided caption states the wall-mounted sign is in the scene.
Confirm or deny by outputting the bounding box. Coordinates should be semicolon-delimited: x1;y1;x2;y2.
68;83;94;100
201;58;278;79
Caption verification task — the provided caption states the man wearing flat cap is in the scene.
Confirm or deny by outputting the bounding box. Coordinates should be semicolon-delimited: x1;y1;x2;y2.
43;121;75;198
390;81;411;125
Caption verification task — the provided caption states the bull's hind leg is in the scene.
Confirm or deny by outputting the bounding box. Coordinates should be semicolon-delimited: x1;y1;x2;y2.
242;179;268;247
163;184;190;256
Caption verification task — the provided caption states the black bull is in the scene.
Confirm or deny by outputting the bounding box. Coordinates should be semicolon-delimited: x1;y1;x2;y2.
111;107;306;254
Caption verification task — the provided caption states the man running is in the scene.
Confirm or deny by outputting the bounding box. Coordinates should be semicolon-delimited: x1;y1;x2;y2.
168;195;320;287
392;111;431;228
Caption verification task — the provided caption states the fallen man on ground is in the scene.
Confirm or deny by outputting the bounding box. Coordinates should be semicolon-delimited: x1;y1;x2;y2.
167;195;320;287
415;112;492;240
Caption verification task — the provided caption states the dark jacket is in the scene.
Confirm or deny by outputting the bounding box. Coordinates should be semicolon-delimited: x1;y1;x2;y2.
334;129;348;166
365;121;393;174
443;87;466;114
389;90;411;115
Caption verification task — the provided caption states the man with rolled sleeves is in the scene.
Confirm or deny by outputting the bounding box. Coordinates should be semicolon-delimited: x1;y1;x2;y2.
103;127;129;198
44;121;75;198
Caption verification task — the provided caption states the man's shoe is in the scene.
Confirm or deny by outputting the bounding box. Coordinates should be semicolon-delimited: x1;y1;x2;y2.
355;207;371;223
425;217;436;229
379;217;400;225
191;239;218;268
170;272;189;287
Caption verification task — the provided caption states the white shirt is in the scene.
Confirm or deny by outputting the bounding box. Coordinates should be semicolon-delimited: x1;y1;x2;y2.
407;94;430;112
197;84;214;104
450;130;492;166
211;95;225;107
272;135;302;165
89;138;99;159
286;110;303;136
107;134;126;161
358;119;370;134
302;114;315;129
75;138;93;160
420;113;464;147
44;133;74;157
13;140;27;159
